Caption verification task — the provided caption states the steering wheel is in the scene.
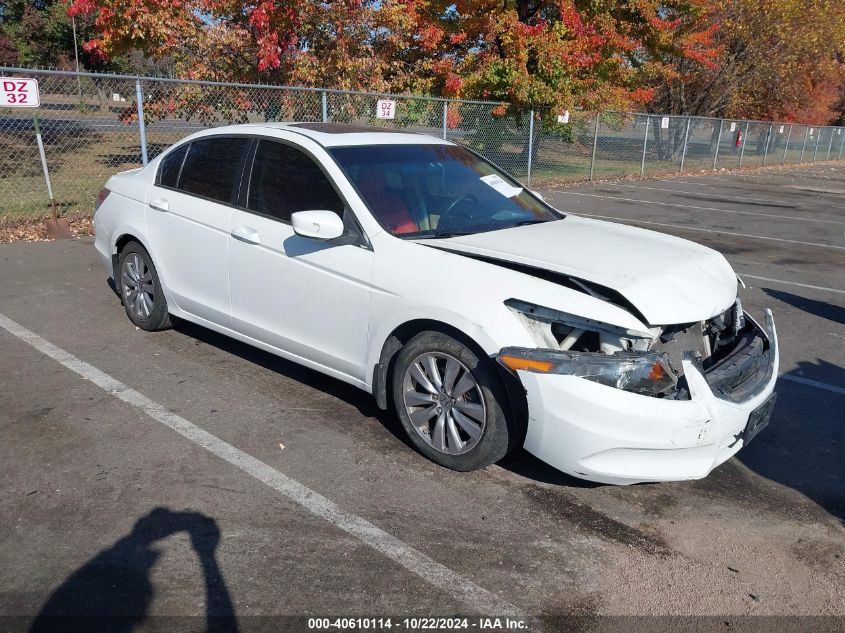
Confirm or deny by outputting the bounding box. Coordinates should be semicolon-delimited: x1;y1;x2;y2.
436;194;479;234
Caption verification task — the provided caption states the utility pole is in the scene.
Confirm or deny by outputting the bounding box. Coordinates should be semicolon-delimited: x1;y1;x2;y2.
71;16;82;101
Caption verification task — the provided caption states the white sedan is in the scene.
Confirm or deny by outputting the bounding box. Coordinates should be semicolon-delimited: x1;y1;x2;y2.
94;123;778;484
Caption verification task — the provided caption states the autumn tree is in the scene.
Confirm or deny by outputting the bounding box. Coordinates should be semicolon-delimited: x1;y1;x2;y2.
0;0;177;73
66;0;722;113
650;0;845;124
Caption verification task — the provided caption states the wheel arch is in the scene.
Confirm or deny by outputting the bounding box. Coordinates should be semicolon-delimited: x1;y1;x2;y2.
372;319;490;410
372;317;528;448
110;231;177;314
370;317;528;423
112;231;155;278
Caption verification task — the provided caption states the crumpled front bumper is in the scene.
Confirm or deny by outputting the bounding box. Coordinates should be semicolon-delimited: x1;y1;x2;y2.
515;310;778;485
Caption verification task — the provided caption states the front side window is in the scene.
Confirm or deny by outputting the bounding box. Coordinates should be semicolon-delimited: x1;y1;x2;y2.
329;144;562;237
177;137;250;204
156;143;188;188
247;140;344;223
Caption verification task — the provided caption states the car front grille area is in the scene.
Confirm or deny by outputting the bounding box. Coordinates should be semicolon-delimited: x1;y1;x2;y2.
651;321;710;374
701;328;773;402
663;313;772;402
653;302;772;402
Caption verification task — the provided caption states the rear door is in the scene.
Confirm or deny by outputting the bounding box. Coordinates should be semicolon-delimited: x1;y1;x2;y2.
227;137;374;380
145;136;251;327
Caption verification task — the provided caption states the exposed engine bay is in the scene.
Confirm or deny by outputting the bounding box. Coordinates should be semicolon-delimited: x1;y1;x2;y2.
504;297;773;402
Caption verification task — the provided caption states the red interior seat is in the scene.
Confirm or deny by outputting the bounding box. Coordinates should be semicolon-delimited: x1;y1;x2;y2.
355;167;418;234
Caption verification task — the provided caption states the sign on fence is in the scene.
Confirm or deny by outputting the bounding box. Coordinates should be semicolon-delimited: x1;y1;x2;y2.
0;78;39;107
376;99;396;119
557;110;570;124
661;116;670;129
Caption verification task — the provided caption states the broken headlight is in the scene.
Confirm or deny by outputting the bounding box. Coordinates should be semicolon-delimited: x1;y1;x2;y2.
498;347;678;397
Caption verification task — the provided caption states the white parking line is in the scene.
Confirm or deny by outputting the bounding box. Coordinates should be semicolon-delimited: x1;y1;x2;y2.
612;183;806;207
738;274;845;295
554;190;845;226
780;375;845;397
0;312;525;618
577;213;845;251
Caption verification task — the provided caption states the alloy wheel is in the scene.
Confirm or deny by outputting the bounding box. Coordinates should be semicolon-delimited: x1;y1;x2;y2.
402;352;487;455
121;252;155;320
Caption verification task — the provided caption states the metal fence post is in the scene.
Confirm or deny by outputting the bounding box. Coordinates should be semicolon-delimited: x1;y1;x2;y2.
678;116;691;173
526;109;534;185
135;79;148;165
441;101;448;140
800;127;808;162
71;18;82;101
33;115;55;204
712;118;723;170
839;131;844;160
321;91;328;123
589;113;599;181
738;122;749;168
781;125;791;164
813;129;821;161
762;123;773;166
826;128;834;160
640;116;650;177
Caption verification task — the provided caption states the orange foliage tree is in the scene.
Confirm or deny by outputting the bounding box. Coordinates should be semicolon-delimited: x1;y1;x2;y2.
67;0;722;114
650;0;845;124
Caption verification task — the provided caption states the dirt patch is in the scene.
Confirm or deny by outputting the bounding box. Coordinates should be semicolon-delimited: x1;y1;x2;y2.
520;484;673;556
594;512;845;616
686;460;834;527
0;213;94;243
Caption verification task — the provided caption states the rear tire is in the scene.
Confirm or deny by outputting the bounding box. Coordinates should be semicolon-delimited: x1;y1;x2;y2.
391;331;516;471
117;241;171;331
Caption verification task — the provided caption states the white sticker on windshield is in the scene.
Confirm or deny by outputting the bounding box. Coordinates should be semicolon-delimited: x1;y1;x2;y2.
479;174;523;198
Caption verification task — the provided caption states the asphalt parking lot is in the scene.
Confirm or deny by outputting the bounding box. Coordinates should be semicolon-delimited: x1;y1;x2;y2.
1;163;843;631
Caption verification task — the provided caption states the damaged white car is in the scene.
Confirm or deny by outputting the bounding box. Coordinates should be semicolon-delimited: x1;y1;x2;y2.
94;123;778;484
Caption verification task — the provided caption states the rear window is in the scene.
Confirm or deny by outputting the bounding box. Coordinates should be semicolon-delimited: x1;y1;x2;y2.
177;137;250;204
156;144;188;188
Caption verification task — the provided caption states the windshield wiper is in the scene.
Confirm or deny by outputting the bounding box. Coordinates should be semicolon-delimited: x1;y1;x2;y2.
432;230;478;238
430;221;545;238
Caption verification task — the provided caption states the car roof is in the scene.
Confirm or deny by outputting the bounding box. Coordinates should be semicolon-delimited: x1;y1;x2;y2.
189;122;452;148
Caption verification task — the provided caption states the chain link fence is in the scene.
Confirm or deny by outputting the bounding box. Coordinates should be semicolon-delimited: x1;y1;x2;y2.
2;67;844;219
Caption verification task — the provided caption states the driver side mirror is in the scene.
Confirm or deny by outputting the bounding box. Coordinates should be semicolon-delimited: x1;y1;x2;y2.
291;210;345;240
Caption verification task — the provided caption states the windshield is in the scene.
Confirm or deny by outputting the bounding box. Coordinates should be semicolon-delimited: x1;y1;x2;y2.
329;144;563;238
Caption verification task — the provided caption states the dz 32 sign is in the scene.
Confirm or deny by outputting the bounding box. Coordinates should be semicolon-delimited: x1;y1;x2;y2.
1;78;40;107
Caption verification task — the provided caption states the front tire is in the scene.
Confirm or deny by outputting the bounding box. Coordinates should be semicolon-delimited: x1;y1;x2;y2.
391;331;516;471
118;241;171;331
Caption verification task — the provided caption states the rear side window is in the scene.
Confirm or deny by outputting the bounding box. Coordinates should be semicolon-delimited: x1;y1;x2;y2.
156;144;188;188
178;137;250;204
247;140;344;223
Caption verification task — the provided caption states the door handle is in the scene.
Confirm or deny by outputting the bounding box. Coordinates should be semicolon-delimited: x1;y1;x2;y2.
149;198;169;212
231;226;261;245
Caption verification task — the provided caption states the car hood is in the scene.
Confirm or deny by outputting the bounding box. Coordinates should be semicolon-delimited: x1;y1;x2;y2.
428;215;738;325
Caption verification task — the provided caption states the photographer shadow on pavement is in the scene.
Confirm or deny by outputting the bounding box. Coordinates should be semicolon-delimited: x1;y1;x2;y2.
28;507;238;633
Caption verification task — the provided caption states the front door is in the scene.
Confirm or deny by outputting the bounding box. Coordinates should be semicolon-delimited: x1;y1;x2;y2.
227;138;374;381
